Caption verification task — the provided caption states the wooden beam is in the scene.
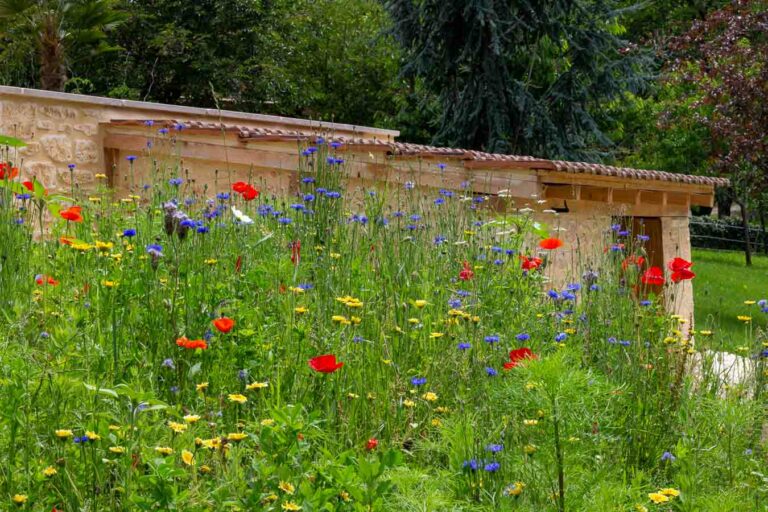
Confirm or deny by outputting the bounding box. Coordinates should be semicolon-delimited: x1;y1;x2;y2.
538;170;715;195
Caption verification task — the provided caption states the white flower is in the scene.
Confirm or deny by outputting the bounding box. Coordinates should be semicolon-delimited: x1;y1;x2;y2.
231;206;254;225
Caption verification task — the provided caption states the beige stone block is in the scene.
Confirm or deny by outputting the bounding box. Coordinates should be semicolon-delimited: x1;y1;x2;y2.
74;139;99;163
40;134;73;163
25;161;56;182
0;121;35;140
39;105;78;120
36;120;55;131
57;168;95;186
3;101;36;121
73;123;98;137
58;124;72;134
18;141;41;156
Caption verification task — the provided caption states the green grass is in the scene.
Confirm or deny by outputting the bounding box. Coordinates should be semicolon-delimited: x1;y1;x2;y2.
693;248;768;347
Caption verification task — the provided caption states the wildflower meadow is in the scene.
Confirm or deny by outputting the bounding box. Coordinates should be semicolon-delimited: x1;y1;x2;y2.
0;137;766;511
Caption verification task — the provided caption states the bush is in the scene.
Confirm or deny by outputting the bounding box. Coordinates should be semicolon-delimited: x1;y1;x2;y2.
690;216;767;252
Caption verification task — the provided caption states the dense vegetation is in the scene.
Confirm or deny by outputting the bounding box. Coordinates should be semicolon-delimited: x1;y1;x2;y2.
0;140;766;511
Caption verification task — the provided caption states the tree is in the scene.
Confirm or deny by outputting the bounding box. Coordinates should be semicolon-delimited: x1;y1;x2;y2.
0;0;125;91
666;0;768;265
385;0;650;159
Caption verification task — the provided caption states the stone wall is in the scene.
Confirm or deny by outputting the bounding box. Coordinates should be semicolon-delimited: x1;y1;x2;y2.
0;86;398;194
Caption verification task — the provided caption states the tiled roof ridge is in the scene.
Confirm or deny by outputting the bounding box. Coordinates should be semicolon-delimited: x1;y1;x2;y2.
108;119;730;187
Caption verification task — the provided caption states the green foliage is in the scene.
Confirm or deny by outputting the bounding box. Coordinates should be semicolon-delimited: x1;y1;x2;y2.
386;0;651;159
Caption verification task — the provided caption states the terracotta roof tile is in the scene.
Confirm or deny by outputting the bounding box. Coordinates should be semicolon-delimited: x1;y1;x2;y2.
110;119;729;187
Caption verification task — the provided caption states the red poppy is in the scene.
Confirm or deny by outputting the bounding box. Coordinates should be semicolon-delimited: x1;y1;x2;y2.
241;185;259;201
290;240;301;266
458;260;474;281
668;257;695;283
503;347;537;370
59;236;75;246
35;274;59;286
308;354;344;373
213;317;235;333
232;182;249;193
640;266;665;286
366;438;379;451
0;163;19;180
60;206;83;223
621;255;646;270
176;336;208;350
539;237;564;250
521;256;543;271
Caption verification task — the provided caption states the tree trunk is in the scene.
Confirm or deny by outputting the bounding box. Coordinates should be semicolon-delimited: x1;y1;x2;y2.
39;14;67;91
716;187;733;219
759;208;768;255
740;202;753;266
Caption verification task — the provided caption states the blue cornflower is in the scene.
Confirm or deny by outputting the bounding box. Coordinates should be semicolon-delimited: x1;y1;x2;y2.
146;244;162;255
180;219;196;228
637;234;650;242
458;342;471;351
493;259;503;265
406;224;417;231
611;224;621;231
439;189;454;198
505;249;515;255
610;244;623;252
326;191;341;199
303;193;315;202
405;181;415;190
434;235;447;245
16;193;31;200
162;358;175;369
640;300;652;306
547;289;560;300
661;451;676;462
68;163;76;170
619;340;631;347
352;335;364;343
484;335;500;344
462;459;478;471
561;291;576;301
14;218;23;225
555;332;567;342
437;163;446;170
618;230;629;236
484;462;500;472
410;214;421;222
277;217;292;225
40;332;50;339
486;444;503;453
196;226;209;234
491;246;503;253
144;120;154;127
411;377;427;386
393;211;404;218
456;290;471;297
168;178;183;186
302;177;316;184
298;283;314;290
126;155;137;162
516;333;530;342
608;337;618;344
184;198;195;207
170;386;179;394
174;123;185;131
217;192;230;200
329;141;342;148
566;283;581;291
290;203;305;211
203;329;213;342
448;298;462;308
238;369;248;381
158;128;169;135
434;197;445;205
590;284;600;291
485;367;498;376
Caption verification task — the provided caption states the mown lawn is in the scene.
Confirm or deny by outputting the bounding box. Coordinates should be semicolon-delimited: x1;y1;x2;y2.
693;247;768;347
